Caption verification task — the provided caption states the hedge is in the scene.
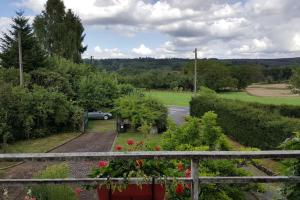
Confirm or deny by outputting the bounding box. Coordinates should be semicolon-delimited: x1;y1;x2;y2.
190;94;300;149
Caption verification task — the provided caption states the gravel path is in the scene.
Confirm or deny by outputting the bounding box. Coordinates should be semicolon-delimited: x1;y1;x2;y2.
2;130;116;200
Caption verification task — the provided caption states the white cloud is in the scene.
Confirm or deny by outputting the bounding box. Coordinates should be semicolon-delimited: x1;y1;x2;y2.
93;45;125;58
291;33;300;51
0;17;11;35
14;0;300;58
132;44;153;56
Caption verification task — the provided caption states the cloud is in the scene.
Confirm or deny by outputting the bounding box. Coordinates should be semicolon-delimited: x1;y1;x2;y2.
132;44;153;56
13;0;300;58
93;45;125;58
0;17;11;35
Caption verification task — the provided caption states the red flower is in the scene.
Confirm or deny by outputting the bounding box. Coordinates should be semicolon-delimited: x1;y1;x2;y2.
115;145;122;151
97;161;108;168
176;183;184;195
177;162;184;172
127;139;134;145
155;146;161;151
136;159;143;167
75;187;82;197
185;168;191;177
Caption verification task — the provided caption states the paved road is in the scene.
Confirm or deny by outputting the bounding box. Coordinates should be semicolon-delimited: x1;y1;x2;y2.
168;106;189;125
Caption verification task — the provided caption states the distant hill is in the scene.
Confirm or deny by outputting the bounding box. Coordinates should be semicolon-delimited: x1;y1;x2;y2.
221;57;300;68
84;57;300;71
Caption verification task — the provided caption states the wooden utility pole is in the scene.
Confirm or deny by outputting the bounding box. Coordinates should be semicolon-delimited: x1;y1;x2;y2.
193;48;197;94
18;30;24;86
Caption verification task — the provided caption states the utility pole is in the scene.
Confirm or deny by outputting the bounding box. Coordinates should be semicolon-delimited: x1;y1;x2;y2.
18;30;24;86
193;48;197;94
90;56;94;65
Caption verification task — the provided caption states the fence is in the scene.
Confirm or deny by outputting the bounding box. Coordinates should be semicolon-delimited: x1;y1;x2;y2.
1;150;300;200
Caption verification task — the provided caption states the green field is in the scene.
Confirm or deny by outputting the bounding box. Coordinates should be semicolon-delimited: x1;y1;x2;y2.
147;90;300;106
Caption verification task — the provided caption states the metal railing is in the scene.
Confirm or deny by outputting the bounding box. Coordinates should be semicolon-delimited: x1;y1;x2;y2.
1;150;300;200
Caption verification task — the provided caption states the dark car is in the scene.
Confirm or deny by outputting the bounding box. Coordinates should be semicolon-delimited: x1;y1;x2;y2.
87;111;112;120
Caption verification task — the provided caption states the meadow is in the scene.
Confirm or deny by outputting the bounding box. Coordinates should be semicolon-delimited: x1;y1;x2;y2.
147;90;300;106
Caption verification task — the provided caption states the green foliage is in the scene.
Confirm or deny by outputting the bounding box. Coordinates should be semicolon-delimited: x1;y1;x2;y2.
0;67;30;86
78;72;119;110
32;163;76;200
231;65;264;89
33;0;87;63
0;83;83;142
114;94;168;132
30;68;75;98
184;59;237;91
190;92;300;149
280;133;300;199
0;11;46;72
290;68;300;93
162;113;225;151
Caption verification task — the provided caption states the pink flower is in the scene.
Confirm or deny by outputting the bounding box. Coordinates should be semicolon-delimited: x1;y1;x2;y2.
185;168;191;177
177;162;184;172
115;145;122;151
24;196;30;200
127;139;134;145
176;183;184;195
97;161;108;168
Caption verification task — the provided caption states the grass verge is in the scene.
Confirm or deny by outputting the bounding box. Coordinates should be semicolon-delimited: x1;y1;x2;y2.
0;132;80;169
114;131;162;151
86;119;116;133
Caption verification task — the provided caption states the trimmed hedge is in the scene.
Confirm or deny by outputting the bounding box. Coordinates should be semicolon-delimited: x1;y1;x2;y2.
190;94;300;149
249;103;300;119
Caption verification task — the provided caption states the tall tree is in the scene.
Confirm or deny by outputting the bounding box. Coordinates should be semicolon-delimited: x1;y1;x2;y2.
33;0;87;63
0;11;46;72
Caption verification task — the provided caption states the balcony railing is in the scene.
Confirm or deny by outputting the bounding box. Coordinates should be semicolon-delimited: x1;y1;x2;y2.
1;150;300;200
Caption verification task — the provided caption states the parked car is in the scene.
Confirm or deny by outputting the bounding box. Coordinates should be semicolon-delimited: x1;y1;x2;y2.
87;111;112;120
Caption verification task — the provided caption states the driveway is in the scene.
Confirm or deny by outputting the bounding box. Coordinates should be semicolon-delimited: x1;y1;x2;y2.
168;106;189;125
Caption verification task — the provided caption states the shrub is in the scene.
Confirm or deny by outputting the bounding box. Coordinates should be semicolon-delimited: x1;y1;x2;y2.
78;72;119;110
0;83;83;142
114;94;168;132
190;93;300;149
32;163;76;200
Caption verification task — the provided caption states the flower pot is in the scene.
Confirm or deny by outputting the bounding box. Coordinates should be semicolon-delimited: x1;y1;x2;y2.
97;184;165;200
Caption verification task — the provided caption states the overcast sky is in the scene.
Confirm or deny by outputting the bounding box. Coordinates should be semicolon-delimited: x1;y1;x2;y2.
1;0;300;59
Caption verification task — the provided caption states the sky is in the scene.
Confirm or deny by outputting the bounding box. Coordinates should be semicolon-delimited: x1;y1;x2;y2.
0;0;300;59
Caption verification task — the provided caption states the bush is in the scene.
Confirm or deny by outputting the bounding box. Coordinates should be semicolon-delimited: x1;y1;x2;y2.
0;83;83;142
32;163;76;200
78;72;119;110
114;94;168;132
190;93;300;149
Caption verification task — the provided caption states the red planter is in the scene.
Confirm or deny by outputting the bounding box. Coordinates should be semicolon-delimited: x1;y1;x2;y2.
97;184;165;200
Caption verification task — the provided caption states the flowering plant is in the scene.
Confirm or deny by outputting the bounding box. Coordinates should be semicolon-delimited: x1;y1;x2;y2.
88;139;192;198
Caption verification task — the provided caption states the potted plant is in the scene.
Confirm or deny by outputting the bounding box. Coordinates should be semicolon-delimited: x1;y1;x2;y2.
89;140;170;200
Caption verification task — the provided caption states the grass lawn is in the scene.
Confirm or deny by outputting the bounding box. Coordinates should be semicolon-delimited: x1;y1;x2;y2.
1;132;80;153
0;132;80;170
147;90;300;106
86;119;116;133
219;92;300;106
114;131;162;151
146;90;192;106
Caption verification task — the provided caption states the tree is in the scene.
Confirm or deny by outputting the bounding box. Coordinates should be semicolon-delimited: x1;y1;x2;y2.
231;65;264;89
184;59;237;91
0;11;46;72
290;68;300;93
33;0;87;63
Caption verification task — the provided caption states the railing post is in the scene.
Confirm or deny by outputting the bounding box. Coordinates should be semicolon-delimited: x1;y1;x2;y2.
191;159;199;200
